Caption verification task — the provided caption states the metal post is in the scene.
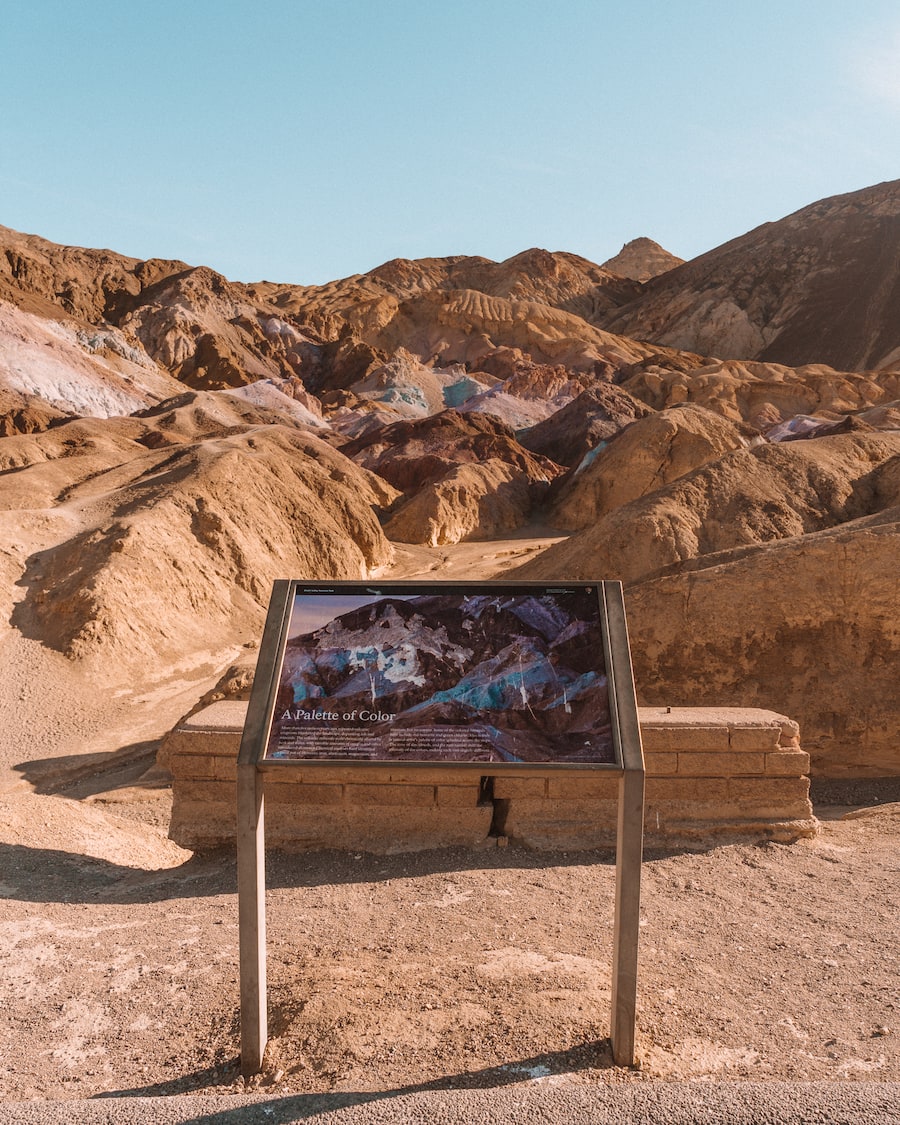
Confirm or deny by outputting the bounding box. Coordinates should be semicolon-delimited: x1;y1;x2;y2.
237;761;267;1075
603;580;646;1067
610;765;645;1065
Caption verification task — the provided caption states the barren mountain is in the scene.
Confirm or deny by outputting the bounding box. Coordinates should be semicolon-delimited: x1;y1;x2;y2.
2;189;900;781
601;237;684;282
604;180;900;371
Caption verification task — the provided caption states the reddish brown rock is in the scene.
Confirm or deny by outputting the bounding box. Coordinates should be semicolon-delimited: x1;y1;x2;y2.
518;383;652;467
341;408;564;493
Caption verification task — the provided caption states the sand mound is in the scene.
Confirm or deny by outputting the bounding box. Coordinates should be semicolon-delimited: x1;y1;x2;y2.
384;459;535;546
20;427;397;670
548;403;754;531
522;432;900;584
0;792;189;870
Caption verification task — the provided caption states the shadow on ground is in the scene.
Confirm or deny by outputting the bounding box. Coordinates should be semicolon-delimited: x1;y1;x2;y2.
93;1040;614;1109
0;839;621;905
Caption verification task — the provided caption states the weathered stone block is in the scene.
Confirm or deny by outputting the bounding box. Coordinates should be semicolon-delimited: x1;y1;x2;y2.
343;783;436;807
677;752;766;777
765;750;811;776
645;777;729;803
169;799;235;848
435;784;484;807
546;774;619;800
728;777;809;803
169;753;237;781
727;778;812;819
492;777;547;800
174;779;235;805
266;805;493;852
644;752;678;776
501;799;619;849
730;725;782;751
264;783;344;806
640;726;726;752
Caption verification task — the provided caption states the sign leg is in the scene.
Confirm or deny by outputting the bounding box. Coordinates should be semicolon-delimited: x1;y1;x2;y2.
238;762;267;1075
610;766;644;1066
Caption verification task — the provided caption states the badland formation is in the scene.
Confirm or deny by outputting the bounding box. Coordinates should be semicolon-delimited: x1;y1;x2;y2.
2;179;900;780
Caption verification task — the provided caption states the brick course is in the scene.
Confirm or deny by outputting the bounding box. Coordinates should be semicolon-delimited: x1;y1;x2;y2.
159;703;815;850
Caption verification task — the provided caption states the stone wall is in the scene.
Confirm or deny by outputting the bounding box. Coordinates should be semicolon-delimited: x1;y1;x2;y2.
158;702;815;851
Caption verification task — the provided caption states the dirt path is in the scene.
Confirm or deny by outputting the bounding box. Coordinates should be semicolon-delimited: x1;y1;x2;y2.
384;525;567;581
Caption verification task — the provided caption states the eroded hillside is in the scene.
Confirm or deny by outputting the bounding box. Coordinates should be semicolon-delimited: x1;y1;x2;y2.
2;183;900;775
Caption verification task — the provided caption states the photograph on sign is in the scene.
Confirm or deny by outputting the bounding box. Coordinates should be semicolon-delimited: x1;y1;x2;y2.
263;584;617;766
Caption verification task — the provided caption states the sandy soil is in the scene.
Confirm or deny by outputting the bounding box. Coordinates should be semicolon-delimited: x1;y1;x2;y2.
1;530;898;1102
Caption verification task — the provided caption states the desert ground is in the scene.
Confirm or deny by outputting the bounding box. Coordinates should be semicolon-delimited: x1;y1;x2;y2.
1;532;898;1105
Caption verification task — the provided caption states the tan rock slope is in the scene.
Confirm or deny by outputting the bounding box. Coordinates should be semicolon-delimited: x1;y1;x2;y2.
627;516;900;776
525;428;900;582
384;459;534;546
547;403;758;529
3;398;396;674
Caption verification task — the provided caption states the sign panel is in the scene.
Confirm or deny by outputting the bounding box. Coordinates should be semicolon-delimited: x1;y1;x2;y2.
259;582;620;768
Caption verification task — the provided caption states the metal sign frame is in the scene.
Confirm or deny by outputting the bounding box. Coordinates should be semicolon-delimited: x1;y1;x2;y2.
237;579;645;1073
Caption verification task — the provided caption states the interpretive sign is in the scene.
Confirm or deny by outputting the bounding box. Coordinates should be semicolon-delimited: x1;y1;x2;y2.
237;580;645;1075
264;583;619;768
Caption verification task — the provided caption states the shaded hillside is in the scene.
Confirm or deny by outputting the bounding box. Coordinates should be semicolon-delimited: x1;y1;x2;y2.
604;180;900;371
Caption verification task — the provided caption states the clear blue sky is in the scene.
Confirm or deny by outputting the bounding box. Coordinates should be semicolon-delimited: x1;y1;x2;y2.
2;0;899;285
